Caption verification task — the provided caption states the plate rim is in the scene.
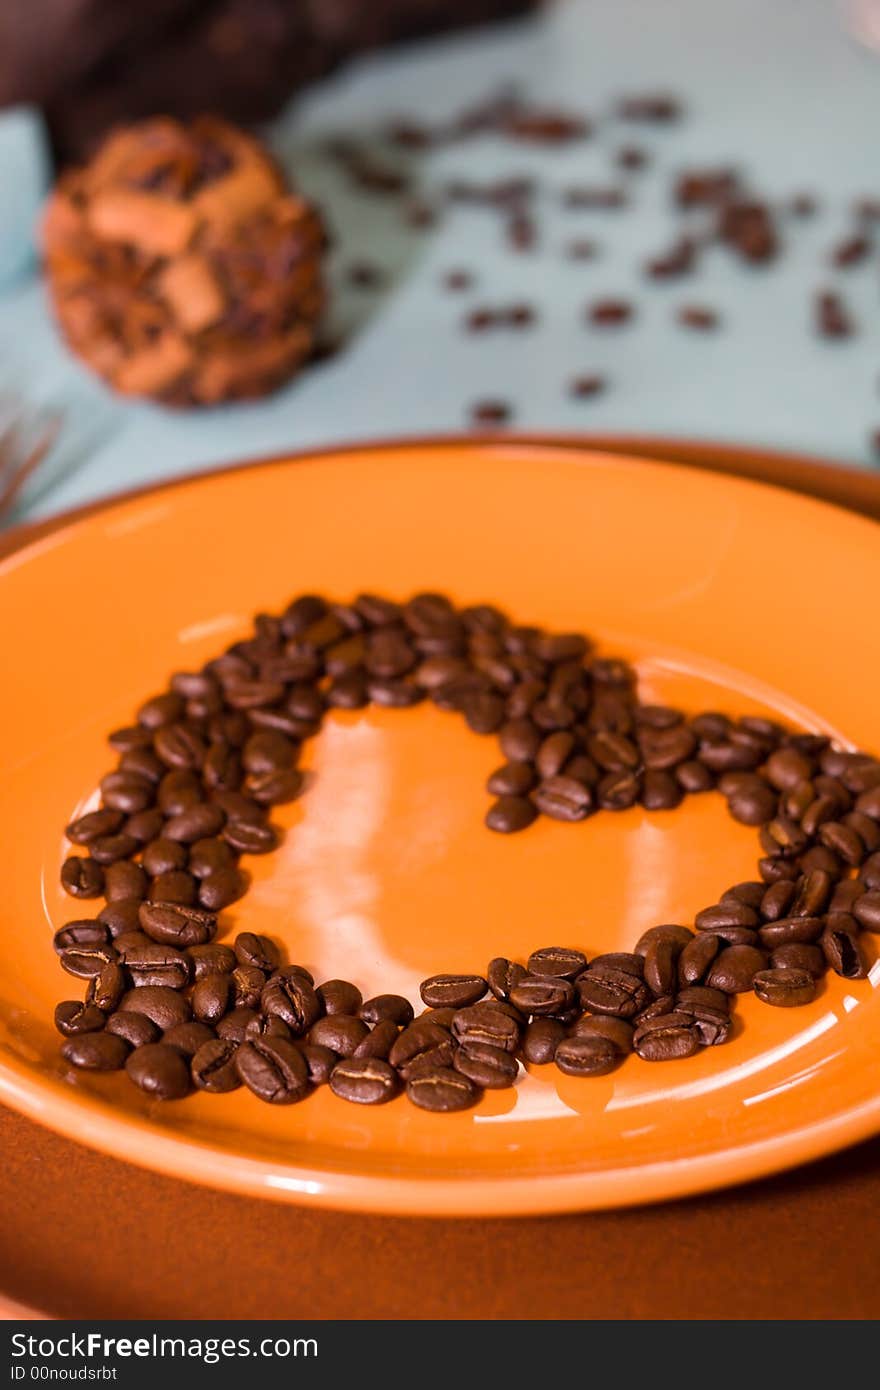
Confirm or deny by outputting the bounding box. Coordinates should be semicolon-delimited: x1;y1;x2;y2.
2;434;879;1217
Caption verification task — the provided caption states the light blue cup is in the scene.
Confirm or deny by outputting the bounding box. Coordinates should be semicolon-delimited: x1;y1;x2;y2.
0;106;51;288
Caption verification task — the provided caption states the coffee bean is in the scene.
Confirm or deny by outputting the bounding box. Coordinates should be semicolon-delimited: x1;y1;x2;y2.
676;760;714;793
509;975;575;1015
59;941;118;980
758;916;824;948
198;866;247;910
142;838;187;876
353;1019;399;1061
487;957;528;1002
316;979;363;1017
597;770;641;809
216;1008;258;1044
165;803;226;843
61;856;104;898
406;1067;478;1112
760;880;796;921
87;962;126;1012
261;970;322;1034
149;869;196;905
532;775;593;821
633;1012;701;1061
192;972;233;1025
527;946;587;979
641;770;684;810
330;1057;400;1104
485;795;538;833
853;891;880;931
119;986;191;1031
770;943;825;978
419;974;487;1008
125;1043;191;1099
454;1042;518;1088
678;932;720;985
295;1043;335;1085
634;924;693;956
105;1011;160;1048
223;820;279;855
727;780;778;826
753;968;817;1008
577;965;650;1018
705;944;768;993
359;994;414;1027
62;1032;129;1071
53;920;110;954
188;838;236;879
65;809;124;845
164;1022;215;1058
522;1017;566;1064
556;1033;619;1075
139;901;217;948
673;988;731;1044
695;902;759;932
231;964;266;1010
570;1015;634;1053
100;771;155;815
486;763;536;797
191;1038;241;1093
186;943;236;980
820;915;868;978
233;932;279;973
123;809;165;843
54;1001;106;1036
452;1004;520;1053
309;1014;369;1056
643;936;679;995
124;941;191;990
236;1037;310;1103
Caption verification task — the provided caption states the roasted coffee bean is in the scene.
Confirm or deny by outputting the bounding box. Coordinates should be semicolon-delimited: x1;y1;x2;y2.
640;770;683;810
87;962;126;1012
509;975;575;1015
109;725;154;753
62;1032;129;1071
119;986;191;1031
66;808;124;845
142;838;187;876
486;763;536;797
597;770;641;809
706;944;768;993
309;1014;369;1057
452;1004;520;1053
105;1011;160;1048
230;964;265;1010
192;972;233;1025
100;771;155;815
760;880;797;921
191;1038;241;1093
499;718;541;762
54;1001;106;1036
353;1019;399;1061
455;1042;518;1088
727;779;777;826
406;1067;478;1112
186;943;236;980
316;979;363;1017
61;856;104;898
555;1032;619;1075
164;803;226;844
643;936;678;995
535;732;575;780
753;967;817;1008
577;966;650;1018
388;1019;451;1068
223;820;279;855
420;974;487;1008
359;994;414;1027
198;867;247;911
486;794;538;833
292;1043;333;1086
676;760;714;793
232;932;279;973
532;775;593;821
242;730;297;775
120;746;166;784
770;943;825;978
330;1057;400;1104
570;1015;634;1053
522;1017;566;1064
758;915;825;948
216;1008;258;1044
137;692;184;729
673;987;730;1044
53;920;110;954
261;970;322;1034
486;957;527;1003
164;1022;216;1058
527;946;587;980
821;915;868;978
126;1043;191;1099
245;1015;292;1044
245;769;304;806
695;902;759;932
188;838;236;879
139;901;217;948
88;833;139;865
678;932;721;985
633;1012;701;1061
123;809;165;844
853;890;880;931
765;748;814;790
124;941;190;990
149;869;196;906
59;941;118;980
236;1037;310;1104
588;952;645;976
845;811;880;853
634;924;693;956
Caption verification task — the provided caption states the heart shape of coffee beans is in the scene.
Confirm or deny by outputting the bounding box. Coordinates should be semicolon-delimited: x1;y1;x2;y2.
53;592;880;1112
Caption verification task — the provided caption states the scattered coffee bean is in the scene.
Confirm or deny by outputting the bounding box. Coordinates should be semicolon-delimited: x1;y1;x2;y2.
62;1032;129;1071
753;967;817;1008
406;1067;478;1112
330;1057;400;1105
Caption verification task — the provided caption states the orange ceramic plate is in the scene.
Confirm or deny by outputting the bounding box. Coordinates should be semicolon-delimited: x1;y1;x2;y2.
1;440;879;1217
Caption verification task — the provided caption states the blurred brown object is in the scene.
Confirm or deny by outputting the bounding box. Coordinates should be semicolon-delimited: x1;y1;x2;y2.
42;116;326;404
0;0;542;163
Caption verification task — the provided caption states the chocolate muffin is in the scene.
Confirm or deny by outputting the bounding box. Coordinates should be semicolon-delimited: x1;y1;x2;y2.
41;115;326;406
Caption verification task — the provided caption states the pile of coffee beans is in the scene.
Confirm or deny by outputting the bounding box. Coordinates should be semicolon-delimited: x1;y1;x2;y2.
322;84;880;457
54;592;880;1111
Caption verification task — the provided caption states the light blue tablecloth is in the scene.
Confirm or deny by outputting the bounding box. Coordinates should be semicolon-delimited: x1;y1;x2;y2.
2;0;879;523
